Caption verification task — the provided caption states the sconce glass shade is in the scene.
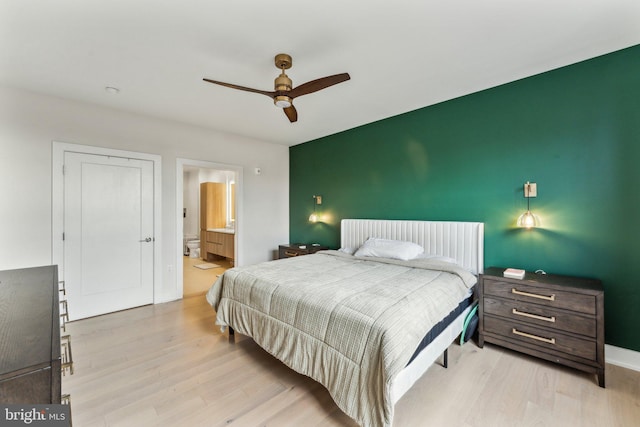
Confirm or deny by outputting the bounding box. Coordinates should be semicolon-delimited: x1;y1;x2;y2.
309;194;322;223
517;210;539;228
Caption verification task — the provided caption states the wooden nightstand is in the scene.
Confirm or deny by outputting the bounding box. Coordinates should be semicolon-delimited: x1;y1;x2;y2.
278;244;329;259
478;267;605;387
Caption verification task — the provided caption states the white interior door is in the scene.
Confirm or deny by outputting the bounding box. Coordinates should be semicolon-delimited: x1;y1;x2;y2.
64;152;154;320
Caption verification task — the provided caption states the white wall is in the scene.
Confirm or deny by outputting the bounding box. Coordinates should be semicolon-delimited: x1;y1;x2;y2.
199;168;227;183
183;169;200;238
0;85;289;302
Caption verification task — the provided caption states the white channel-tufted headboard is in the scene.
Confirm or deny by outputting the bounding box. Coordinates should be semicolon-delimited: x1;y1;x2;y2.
340;219;485;275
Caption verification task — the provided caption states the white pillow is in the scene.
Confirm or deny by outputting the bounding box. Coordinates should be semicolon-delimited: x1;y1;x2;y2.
354;238;424;261
338;247;356;255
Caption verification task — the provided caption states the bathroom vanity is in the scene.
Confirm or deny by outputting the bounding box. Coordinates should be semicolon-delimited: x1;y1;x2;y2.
204;228;234;261
199;181;234;262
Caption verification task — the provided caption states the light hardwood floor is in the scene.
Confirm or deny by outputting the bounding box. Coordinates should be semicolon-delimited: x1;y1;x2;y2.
183;256;232;297
63;296;640;427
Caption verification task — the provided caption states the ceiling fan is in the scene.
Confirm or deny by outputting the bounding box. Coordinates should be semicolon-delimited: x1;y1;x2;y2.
203;53;350;123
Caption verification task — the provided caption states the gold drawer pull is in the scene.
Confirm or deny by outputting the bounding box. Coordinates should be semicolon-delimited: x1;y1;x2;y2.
512;328;556;344
284;251;299;257
512;288;555;301
512;308;556;323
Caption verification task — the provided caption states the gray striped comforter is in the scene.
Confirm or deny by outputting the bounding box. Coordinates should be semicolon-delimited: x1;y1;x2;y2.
206;250;476;427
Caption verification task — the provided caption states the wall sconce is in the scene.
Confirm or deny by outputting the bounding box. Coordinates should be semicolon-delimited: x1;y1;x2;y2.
517;181;540;228
309;195;322;223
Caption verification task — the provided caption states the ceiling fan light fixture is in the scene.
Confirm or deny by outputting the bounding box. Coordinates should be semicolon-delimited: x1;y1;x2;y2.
274;95;292;108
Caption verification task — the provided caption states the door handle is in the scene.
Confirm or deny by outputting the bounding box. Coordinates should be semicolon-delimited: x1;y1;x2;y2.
139;237;153;242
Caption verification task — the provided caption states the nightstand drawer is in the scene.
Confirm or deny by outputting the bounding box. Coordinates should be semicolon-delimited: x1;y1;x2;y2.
483;279;596;314
281;248;306;257
278;244;328;259
484;316;596;361
483;297;596;337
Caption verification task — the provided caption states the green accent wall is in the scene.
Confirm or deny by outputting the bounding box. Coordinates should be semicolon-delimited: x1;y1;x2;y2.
290;44;640;352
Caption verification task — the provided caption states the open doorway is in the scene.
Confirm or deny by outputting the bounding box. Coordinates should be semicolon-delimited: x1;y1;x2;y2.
176;159;242;299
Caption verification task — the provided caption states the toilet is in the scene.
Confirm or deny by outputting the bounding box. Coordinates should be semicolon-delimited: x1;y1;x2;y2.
186;239;200;258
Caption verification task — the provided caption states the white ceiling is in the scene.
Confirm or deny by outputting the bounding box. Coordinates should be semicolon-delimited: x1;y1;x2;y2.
1;1;639;146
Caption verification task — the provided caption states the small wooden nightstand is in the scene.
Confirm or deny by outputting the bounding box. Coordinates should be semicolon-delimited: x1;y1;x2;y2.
278;244;329;259
478;267;605;387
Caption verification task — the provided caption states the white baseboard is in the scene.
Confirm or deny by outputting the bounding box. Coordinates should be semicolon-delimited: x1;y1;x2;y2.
606;344;640;372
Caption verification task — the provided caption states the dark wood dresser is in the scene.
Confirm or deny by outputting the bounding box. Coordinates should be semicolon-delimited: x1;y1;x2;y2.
278;244;329;259
0;265;62;403
478;267;605;387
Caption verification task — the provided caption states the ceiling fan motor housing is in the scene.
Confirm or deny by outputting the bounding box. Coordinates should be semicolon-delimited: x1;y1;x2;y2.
274;73;292;92
274;70;293;107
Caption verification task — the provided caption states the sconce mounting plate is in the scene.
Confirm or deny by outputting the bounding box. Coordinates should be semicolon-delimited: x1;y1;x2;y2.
524;182;537;198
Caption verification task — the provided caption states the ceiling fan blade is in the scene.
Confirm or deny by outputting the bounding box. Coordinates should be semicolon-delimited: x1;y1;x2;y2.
289;73;350;98
202;78;275;98
283;105;298;122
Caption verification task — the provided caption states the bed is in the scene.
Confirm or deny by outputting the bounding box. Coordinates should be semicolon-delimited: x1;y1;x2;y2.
206;219;484;427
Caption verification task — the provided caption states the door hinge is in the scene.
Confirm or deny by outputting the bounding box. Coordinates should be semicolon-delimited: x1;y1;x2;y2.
62;164;65;175
62;232;65;241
